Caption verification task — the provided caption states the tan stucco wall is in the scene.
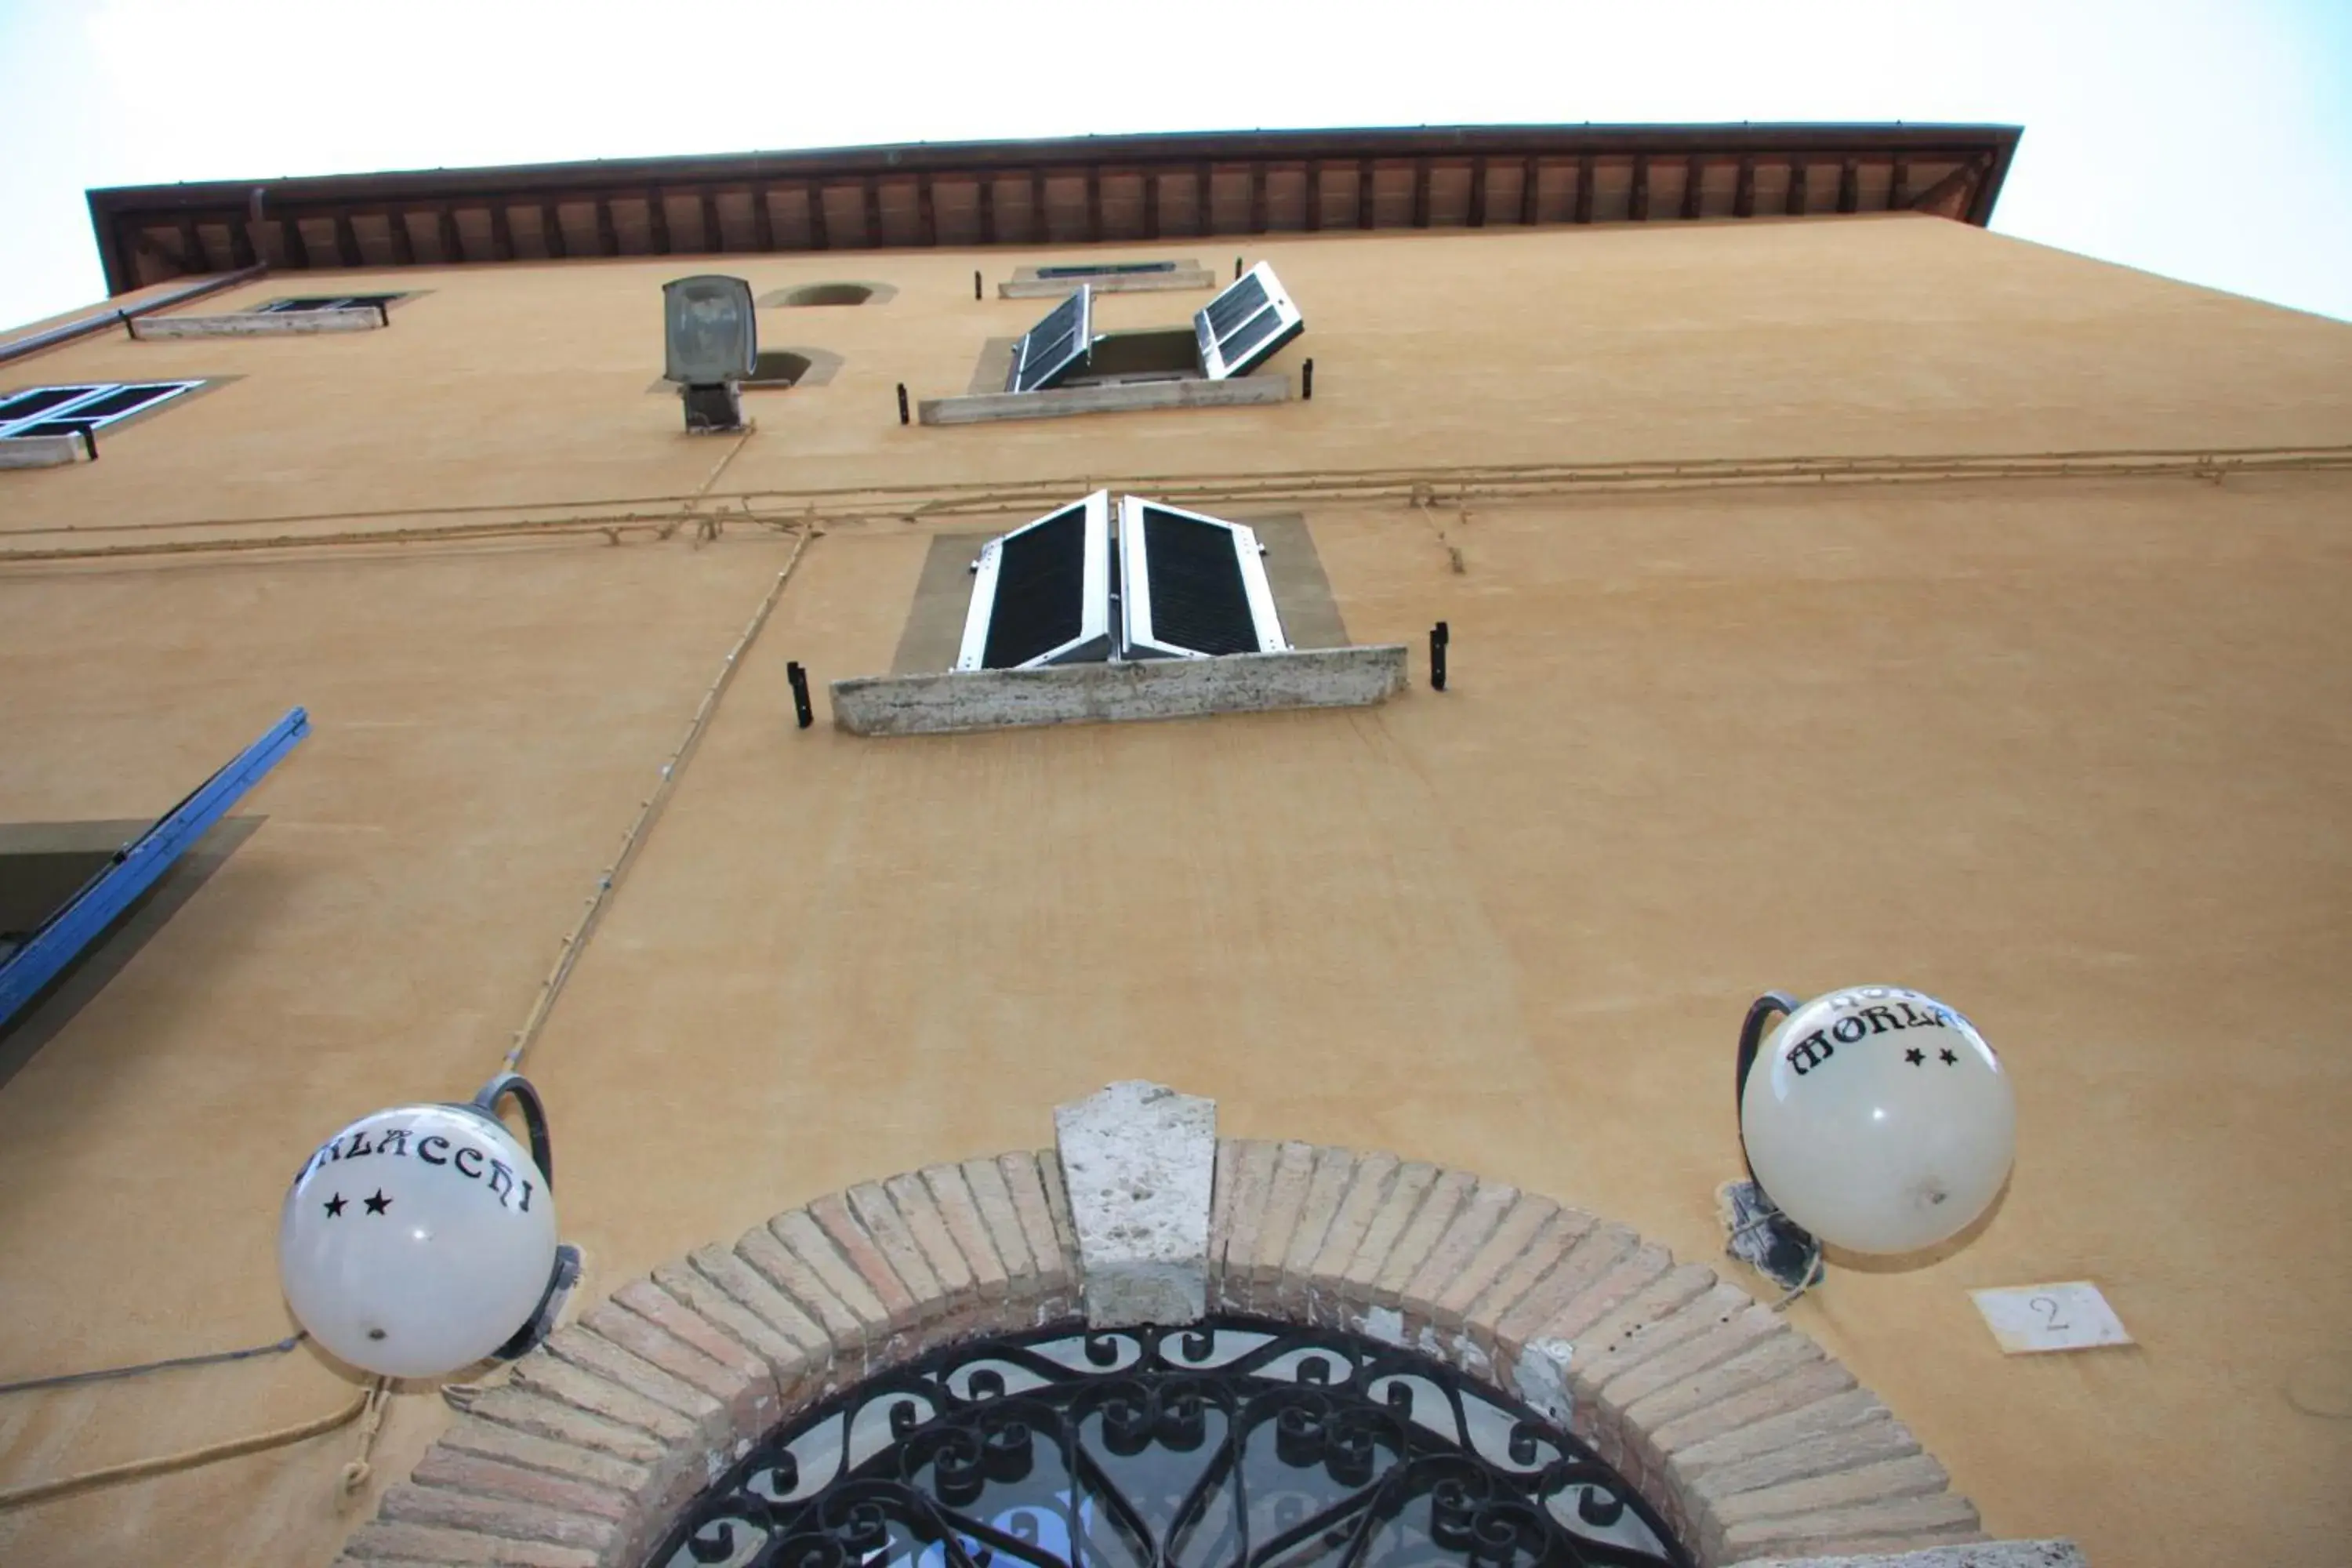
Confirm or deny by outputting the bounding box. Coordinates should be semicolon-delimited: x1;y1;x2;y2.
1;213;2348;1566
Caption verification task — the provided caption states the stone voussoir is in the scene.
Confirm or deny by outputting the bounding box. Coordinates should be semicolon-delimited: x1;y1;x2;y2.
652;1257;826;1401
808;1189;925;1327
1459;1205;1602;1359
1371;1167;1479;1310
1301;1149;1397;1324
1667;1388;1907;1491
337;1519;606;1567
1211;1139;1280;1311
377;1483;619;1554
408;1449;637;1524
914;1163;1011;1305
996;1151;1080;1320
1335;1159;1442;1311
542;1323;728;1439
461;1383;676;1468
582;1294;776;1436
434;1414;655;1497
1722;1544;2085;1568
1243;1139;1323;1312
1053;1081;1218;1328
1273;1145;1359;1316
1716;1490;1986;1562
1425;1188;1552;1332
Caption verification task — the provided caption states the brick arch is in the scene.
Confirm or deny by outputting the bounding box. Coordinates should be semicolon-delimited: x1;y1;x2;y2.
336;1139;1994;1568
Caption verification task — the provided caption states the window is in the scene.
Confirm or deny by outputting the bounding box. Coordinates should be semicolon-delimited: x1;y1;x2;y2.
1034;260;1178;279
253;294;404;314
1004;286;1094;394
989;264;1305;397
956;492;1288;670
1058;328;1200;388
761;281;897;308
648;1318;1693;1568
0;382;202;441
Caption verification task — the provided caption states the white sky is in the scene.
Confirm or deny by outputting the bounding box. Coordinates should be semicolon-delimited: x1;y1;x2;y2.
2;0;2347;329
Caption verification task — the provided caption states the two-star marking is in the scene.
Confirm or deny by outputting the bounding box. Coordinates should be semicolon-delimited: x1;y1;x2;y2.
322;1191;393;1217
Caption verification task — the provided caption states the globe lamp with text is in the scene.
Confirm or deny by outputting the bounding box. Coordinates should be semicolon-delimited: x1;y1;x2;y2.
1739;986;2016;1255
279;1097;559;1379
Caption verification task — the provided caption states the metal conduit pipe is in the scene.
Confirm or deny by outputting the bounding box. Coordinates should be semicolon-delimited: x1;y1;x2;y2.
0;264;268;368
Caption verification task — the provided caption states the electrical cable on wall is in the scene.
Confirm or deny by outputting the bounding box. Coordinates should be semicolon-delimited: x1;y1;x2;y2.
0;524;815;1513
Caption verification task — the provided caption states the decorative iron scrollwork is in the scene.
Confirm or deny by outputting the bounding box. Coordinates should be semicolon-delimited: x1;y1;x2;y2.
648;1317;1690;1568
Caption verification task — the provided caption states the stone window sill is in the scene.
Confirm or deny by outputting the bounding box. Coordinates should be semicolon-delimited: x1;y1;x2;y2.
918;373;1288;426
129;307;384;339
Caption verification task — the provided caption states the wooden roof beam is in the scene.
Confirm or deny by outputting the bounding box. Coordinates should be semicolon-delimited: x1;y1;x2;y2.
1907;159;1980;220
176;214;209;274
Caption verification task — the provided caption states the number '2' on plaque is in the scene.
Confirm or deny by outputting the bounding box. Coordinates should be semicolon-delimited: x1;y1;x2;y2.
1969;1282;2132;1354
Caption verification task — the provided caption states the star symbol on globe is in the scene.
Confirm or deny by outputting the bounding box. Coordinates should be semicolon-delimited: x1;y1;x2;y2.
363;1190;392;1215
1940;1047;1959;1065
1904;1047;1926;1065
323;1193;347;1217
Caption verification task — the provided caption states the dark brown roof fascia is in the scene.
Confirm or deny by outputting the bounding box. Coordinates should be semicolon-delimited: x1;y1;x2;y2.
85;122;2023;296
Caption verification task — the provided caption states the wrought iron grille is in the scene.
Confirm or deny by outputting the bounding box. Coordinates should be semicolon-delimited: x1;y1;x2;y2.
650;1317;1692;1568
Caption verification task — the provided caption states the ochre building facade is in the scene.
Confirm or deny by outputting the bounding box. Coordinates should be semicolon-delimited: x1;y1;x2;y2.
2;128;2348;1567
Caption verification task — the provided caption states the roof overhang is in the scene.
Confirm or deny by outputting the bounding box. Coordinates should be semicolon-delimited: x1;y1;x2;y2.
84;122;2021;296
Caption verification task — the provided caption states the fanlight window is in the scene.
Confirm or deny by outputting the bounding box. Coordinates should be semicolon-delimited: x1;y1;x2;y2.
652;1318;1693;1568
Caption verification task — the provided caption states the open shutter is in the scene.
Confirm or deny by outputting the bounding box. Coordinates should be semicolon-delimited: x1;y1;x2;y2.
1004;286;1094;393
1117;498;1288;659
1193;263;1304;380
0;382;201;441
956;492;1114;670
0;708;309;1029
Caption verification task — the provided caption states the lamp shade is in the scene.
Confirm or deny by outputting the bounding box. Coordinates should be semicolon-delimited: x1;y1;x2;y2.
279;1102;558;1378
1740;986;2015;1255
662;274;757;384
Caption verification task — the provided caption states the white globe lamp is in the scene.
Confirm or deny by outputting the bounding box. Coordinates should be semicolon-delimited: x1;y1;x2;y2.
280;1073;578;1379
1736;987;2016;1257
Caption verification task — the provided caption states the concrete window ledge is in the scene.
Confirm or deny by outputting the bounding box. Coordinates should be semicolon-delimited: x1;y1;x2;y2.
918;373;1288;426
830;644;1406;736
130;308;383;339
0;434;87;469
1000;265;1218;298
